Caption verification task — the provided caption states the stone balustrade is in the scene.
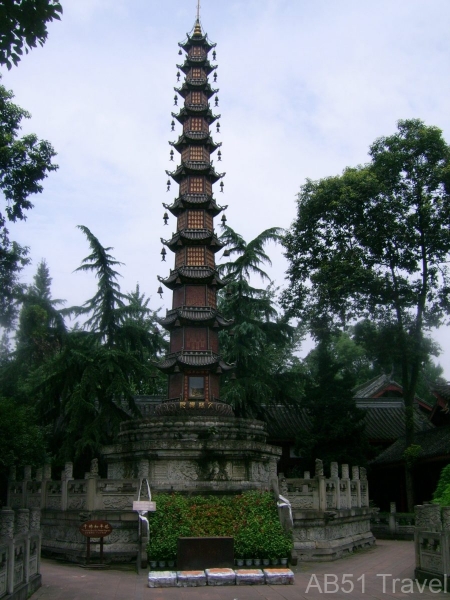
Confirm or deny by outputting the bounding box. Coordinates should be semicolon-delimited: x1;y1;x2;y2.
415;504;450;586
0;507;41;599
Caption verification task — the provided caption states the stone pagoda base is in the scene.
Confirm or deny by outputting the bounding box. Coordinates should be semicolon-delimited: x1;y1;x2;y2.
102;415;281;493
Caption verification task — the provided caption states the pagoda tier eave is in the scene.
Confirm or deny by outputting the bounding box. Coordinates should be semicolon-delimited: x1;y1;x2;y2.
170;135;221;153
158;306;234;329
172;108;220;125
166;165;225;184
179;37;216;53
175;83;218;99
161;229;225;252
177;61;217;75
163;195;227;217
158;266;227;290
156;350;234;373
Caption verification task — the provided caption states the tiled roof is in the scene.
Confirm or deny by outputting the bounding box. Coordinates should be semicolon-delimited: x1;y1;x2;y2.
353;374;402;398
370;425;450;465
159;306;233;328
263;399;433;442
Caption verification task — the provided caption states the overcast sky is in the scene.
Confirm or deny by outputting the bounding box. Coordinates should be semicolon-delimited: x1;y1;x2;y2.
2;0;450;376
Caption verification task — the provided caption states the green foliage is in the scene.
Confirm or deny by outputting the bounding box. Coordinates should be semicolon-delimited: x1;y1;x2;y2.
0;83;58;327
296;336;372;471
433;464;450;507
0;0;62;69
284;120;450;459
402;444;423;469
217;226;304;417
0;396;48;469
147;492;292;561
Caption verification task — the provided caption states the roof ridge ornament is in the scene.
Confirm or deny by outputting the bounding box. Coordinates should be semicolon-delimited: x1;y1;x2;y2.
193;0;202;36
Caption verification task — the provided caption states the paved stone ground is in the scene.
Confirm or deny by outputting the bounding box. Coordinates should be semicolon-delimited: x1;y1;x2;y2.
32;540;449;599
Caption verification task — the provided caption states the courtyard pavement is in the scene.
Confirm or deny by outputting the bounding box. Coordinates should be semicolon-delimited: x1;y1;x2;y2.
32;540;449;599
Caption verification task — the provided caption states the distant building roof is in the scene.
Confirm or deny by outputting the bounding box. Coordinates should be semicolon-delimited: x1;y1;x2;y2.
264;398;433;443
370;425;450;466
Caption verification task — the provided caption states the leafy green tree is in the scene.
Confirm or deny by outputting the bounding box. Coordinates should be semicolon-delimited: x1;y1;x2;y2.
296;335;371;471
0;0;62;69
283;119;450;509
218;226;303;417
33;227;166;471
0;83;58;326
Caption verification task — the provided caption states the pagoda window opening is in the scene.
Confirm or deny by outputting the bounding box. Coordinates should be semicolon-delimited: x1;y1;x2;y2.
189;146;205;161
188;210;205;228
190;91;203;104
191;46;203;57
191;67;203;79
189;177;204;193
190;117;204;132
188;376;205;399
187;247;204;265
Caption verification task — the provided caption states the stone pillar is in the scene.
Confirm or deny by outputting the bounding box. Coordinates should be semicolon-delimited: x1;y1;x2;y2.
360;467;369;507
389;502;397;534
35;468;42;482
352;466;361;508
30;508;40;532
2;508;15;596
304;471;310;479
342;464;351;509
43;465;52;480
330;462;340;509
86;458;99;511
315;459;326;511
442;507;450;531
0;507;15;539
415;504;442;532
61;462;73;511
16;509;29;534
138;460;149;479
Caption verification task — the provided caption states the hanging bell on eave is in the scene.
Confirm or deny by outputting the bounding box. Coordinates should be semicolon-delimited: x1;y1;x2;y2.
178;49;182;55
216;366;222;374
157;286;164;298
213;72;217;82
217;150;222;161
230;372;236;380
223;249;230;257
170;149;174;161
167;180;171;192
215;96;219;107
161;247;167;261
221;213;227;225
174;365;180;373
163;212;169;225
171;120;175;131
174;95;178;106
176;71;181;82
212;50;217;61
216;122;220;133
220;181;224;193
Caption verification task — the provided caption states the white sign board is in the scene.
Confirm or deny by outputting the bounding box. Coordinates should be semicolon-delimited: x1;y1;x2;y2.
133;500;156;512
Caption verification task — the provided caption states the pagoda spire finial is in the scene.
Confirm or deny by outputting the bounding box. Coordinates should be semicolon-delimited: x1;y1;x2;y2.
193;0;202;36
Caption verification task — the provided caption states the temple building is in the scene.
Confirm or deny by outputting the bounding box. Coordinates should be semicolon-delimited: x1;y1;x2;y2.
156;18;234;416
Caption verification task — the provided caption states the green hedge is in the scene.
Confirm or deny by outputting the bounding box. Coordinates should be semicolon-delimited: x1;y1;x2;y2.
147;491;292;561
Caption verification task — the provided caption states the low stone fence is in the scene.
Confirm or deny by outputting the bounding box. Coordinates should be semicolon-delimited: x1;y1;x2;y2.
371;503;415;540
415;504;450;586
0;507;41;600
8;461;141;563
277;460;374;561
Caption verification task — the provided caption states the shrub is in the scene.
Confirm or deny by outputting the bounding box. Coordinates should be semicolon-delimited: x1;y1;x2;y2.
433;464;450;507
147;491;292;561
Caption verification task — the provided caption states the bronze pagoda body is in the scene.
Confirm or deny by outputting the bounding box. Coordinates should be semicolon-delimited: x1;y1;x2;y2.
156;20;234;417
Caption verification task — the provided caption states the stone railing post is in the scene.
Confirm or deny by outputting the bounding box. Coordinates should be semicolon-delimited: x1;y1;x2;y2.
315;459;326;511
86;459;99;511
23;466;31;508
341;464;351;509
389;502;397;534
352;466;361;508
61;462;73;511
360;467;369;507
415;504;442;532
30;508;42;577
1;507;15;596
42;464;52;509
330;462;340;509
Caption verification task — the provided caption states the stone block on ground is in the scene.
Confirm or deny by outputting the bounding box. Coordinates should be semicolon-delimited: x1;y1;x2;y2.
205;568;236;586
235;569;265;585
177;570;207;586
148;571;177;588
264;568;295;585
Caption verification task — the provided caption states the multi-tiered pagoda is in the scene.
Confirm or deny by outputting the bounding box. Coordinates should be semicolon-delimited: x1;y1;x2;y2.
156;19;234;416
